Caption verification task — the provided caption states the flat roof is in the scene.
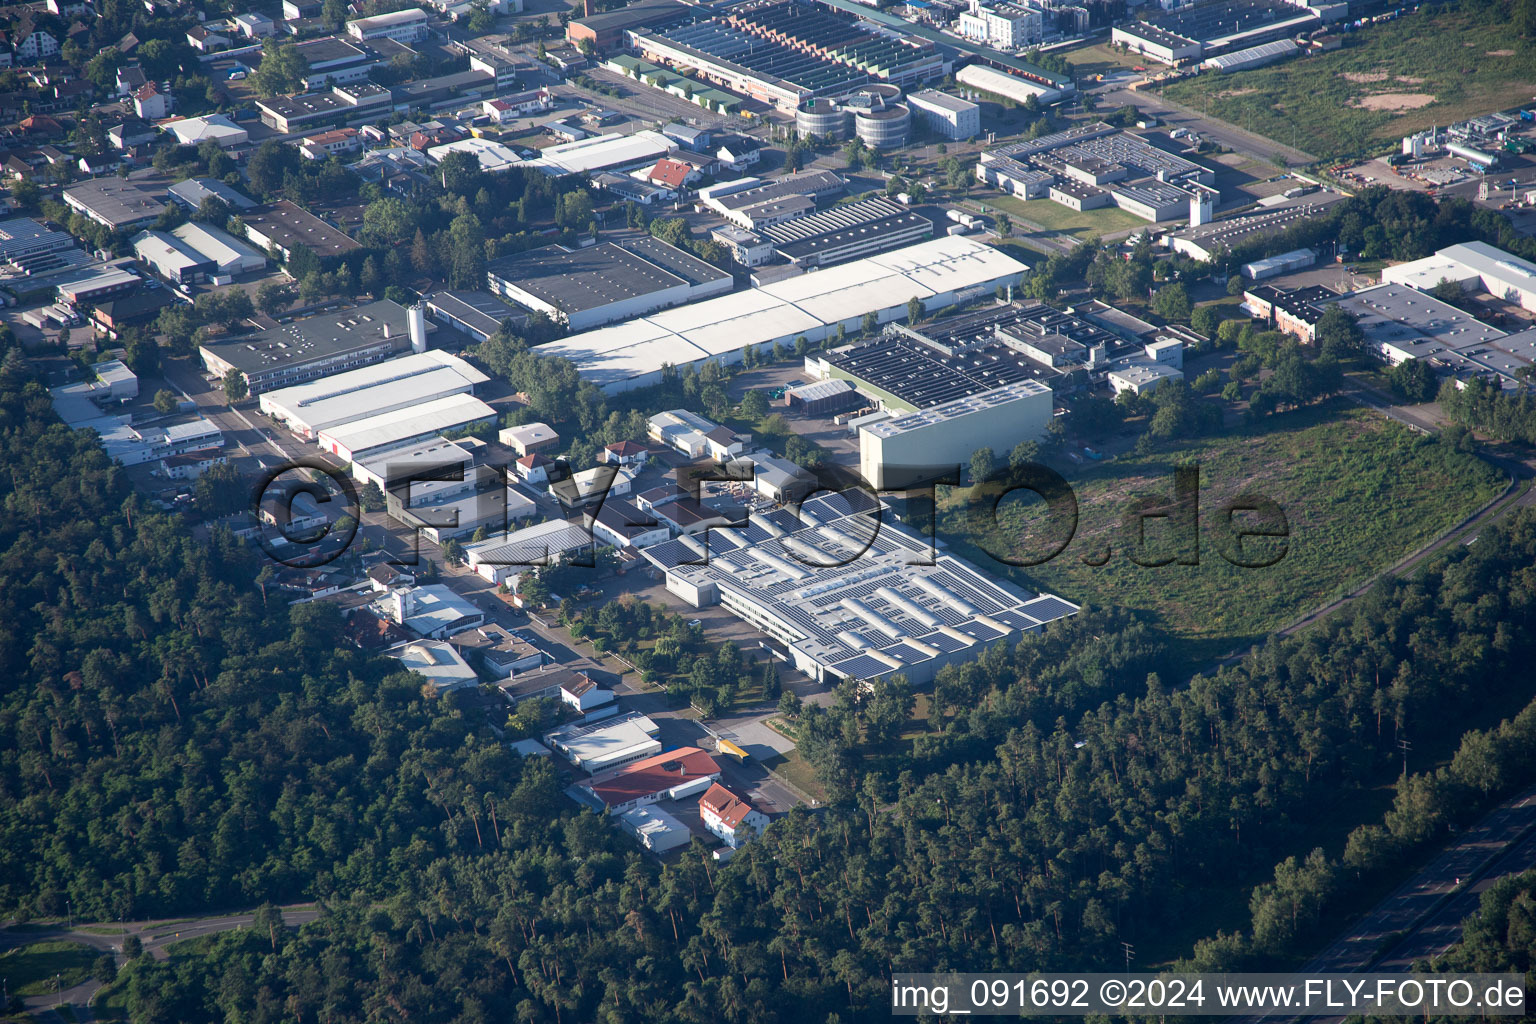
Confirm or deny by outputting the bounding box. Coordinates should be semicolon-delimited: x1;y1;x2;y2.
540;236;1030;390
63;176;169;227
465;518;594;566
201;299;412;376
529;129;674;176
261;351;485;432
488;241;701;314
655;491;1078;681
318;393;496;456
426;289;526;335
1325;283;1506;357
243;200;361;256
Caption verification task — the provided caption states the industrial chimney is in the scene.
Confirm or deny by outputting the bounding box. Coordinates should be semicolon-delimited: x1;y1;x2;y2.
408;303;428;353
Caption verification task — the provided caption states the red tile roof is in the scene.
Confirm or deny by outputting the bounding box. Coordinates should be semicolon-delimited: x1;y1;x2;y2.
605;439;648;457
590;746;720;807
647;157;691;190
699;782;757;830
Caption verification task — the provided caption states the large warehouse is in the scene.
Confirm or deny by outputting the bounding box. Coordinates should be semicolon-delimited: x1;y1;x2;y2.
1381;241;1536;313
199;299;420;395
316;393;497;464
539;236;1030;394
858;379;1052;488
486;238;732;332
258;349;485;439
647;491;1078;685
761;197;933;268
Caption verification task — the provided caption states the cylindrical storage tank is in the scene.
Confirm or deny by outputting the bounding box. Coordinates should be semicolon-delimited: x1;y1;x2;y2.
855;103;911;150
796;98;849;140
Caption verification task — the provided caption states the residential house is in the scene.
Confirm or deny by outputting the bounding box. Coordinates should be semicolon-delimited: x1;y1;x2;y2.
699;782;768;848
107;117;156;149
160;450;228;480
133;82;172;120
602;440;648;467
299;127;362;160
515;452;554;485
233;12;275;37
559;672;615;713
186;24;230;52
661;122;711;152
714;137;760;171
14;27;59;64
114;65;147;98
644;156;697;191
368;563;416;593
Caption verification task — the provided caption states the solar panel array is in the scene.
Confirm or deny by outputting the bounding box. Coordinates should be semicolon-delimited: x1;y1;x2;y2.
655;490;1078;683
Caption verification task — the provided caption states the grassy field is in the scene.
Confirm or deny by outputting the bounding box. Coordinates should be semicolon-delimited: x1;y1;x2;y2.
1161;9;1536;161
944;403;1503;654
0;940;96;997
984;193;1150;240
1059;41;1148;78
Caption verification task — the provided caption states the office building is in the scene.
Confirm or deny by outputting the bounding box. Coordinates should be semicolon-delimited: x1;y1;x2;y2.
906;89;980;140
198;299;420;396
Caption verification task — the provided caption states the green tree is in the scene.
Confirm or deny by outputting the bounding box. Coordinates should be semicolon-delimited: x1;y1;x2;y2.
1226;274;1245;296
256;281;291;317
1153;282;1192;323
222;368;248;404
861;311;878;336
1191;303;1221;340
739;389;769;421
906;295;923;325
969;445;994;483
1008;439;1040;472
359;480;386;513
152;389;177;415
251;39;309;99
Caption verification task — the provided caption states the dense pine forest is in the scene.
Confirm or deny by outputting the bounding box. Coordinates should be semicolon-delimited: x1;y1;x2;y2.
4;345;1536;1021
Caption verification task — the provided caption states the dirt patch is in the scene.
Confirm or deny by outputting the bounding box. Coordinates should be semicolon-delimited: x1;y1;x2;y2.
1352;92;1437;112
1487;48;1517;56
1342;71;1389;82
1395;75;1426;84
1217;87;1259;98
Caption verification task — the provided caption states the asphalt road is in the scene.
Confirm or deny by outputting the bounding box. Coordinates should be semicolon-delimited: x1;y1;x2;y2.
1;904;321;1023
1094;81;1317;168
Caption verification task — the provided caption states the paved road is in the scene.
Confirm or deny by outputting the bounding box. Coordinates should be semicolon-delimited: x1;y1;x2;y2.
1238;785;1536;1024
1095;83;1317;168
1;904;321;1022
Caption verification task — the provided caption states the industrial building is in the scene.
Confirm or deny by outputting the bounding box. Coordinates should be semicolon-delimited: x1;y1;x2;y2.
859;380;1052;488
784;378;861;416
1164;192;1346;261
1323;284;1506;366
1110;21;1202;65
789;86;911;149
1242;248;1316;281
761;197;933;268
62;177;169;231
350;435;477;490
242;200;362;260
1108;362;1184;395
1110;181;1198;222
628;2;941;113
0;217;85;274
575;746;722;814
647;491;1078;685
566;0;691;50
51;380;225;466
132;229;215;286
345;7;430;43
426;137;523;173
259;349;485;439
168;178;257;214
700;170;848;228
545;713;663;773
905;89;981;140
486;238;732;331
385;584;485;639
1381;241;1536;313
316;393;498;464
388;465;537;546
617;806;692;853
1201;38;1300;72
958;0;1041;49
954;62;1067;105
424;290;528;341
171;222;266;278
527;129;676;177
199;299;421;396
389;639;479;692
542;236;1030;394
464;519;595;584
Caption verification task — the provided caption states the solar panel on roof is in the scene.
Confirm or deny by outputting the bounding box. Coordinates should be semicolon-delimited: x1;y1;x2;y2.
921;632;971;654
1020;595;1078;622
829;654;895;680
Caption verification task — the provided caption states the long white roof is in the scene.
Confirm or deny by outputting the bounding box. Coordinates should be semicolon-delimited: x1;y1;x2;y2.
318;393;495;458
261;351;488;433
539;236;1028;390
529;130;674;176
